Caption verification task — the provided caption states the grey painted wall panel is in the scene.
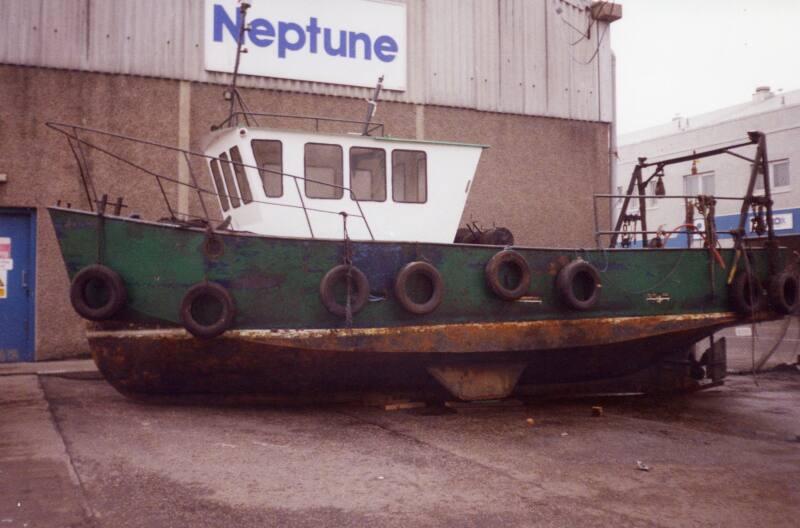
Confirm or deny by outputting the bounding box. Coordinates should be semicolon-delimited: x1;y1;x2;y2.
568;3;598;120
521;0;548;116
1;0;613;122
473;0;500;112
597;22;613;123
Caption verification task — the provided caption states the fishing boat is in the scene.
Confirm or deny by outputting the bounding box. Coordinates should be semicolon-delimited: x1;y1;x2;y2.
47;6;799;402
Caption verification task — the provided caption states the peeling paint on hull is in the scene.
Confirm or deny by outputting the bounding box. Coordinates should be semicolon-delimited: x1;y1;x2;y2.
87;313;755;397
88;312;739;353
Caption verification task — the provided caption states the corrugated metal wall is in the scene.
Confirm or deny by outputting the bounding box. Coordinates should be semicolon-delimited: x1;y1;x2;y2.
0;0;613;122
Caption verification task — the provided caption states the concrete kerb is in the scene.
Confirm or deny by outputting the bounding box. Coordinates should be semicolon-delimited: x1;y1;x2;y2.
0;359;98;377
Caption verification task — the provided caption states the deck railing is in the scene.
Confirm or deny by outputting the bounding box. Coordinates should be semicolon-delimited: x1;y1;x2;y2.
46;121;375;241
213;111;385;137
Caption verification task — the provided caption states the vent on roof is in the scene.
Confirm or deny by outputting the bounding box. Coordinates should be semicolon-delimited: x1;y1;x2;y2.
753;86;774;103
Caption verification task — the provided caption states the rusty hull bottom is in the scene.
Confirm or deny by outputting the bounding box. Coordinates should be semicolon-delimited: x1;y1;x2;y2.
87;313;749;400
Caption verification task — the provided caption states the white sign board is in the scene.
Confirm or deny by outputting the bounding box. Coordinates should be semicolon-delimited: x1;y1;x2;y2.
746;212;793;233
770;212;793;231
204;0;407;90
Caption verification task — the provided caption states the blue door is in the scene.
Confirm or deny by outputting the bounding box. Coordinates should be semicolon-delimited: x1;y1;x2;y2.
0;209;36;362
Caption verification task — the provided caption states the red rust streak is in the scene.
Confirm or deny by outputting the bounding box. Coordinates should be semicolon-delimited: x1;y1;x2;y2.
87;312;754;354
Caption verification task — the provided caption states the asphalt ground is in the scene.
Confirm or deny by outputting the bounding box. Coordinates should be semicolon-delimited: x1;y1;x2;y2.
1;365;799;527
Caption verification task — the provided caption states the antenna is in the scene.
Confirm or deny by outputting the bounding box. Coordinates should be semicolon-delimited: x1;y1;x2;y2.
362;76;384;136
224;1;252;129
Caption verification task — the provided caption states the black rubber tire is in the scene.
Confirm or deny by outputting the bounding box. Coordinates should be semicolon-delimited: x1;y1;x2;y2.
319;265;370;317
394;261;444;315
768;271;800;314
556;260;601;311
180;282;236;339
729;272;766;314
485;250;531;301
69;264;127;321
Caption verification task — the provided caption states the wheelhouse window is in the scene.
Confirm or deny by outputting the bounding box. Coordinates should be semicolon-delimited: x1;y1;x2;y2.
350;147;386;202
209;159;230;212
392;150;427;203
229;147;253;204
304;143;343;199
252;140;283;198
218;152;241;208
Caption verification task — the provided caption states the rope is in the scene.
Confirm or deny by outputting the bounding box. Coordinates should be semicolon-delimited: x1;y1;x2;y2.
739;240;759;386
341;213;353;328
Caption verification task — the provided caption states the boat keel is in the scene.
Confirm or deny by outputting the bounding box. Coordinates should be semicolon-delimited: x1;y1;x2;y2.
426;363;527;401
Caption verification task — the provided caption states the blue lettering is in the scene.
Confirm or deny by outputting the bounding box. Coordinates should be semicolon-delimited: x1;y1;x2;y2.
348;32;372;60
249;19;275;47
212;5;401;63
278;22;306;58
213;4;241;42
306;17;320;54
374;36;398;62
323;28;347;57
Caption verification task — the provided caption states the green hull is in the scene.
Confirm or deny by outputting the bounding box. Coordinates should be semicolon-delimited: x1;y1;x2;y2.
49;207;782;329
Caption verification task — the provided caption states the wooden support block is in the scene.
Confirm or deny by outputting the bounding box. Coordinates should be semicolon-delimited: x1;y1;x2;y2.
383;401;426;411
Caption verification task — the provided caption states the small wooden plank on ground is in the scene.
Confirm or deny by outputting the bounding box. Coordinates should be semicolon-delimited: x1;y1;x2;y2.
383;401;426;411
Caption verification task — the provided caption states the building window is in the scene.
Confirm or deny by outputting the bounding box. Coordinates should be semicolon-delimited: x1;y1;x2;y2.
209;159;230;212
646;180;659;207
304;143;343;199
625;180;659;211
615;185;625;206
252;140;283;198
350;147;386;202
774;160;791;187
683;171;715;196
218;152;241;208
229;147;253;204
392;150;427;203
755;159;791;191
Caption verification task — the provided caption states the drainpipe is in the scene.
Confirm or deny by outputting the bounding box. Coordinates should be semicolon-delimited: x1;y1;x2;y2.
609;51;618;233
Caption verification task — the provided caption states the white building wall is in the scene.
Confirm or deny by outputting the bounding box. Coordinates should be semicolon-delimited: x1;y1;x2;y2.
614;89;800;247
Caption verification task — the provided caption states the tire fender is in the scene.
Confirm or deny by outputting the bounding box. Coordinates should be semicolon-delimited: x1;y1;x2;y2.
556;260;601;311
767;271;800;314
729;272;766;314
69;264;127;321
485;250;531;301
319;265;370;317
180;281;236;339
394;261;444;315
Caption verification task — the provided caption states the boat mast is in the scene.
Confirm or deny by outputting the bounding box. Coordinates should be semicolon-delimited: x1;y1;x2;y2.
361;76;384;136
219;1;257;130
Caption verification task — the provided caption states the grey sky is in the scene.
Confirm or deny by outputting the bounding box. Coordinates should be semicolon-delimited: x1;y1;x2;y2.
612;0;800;134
